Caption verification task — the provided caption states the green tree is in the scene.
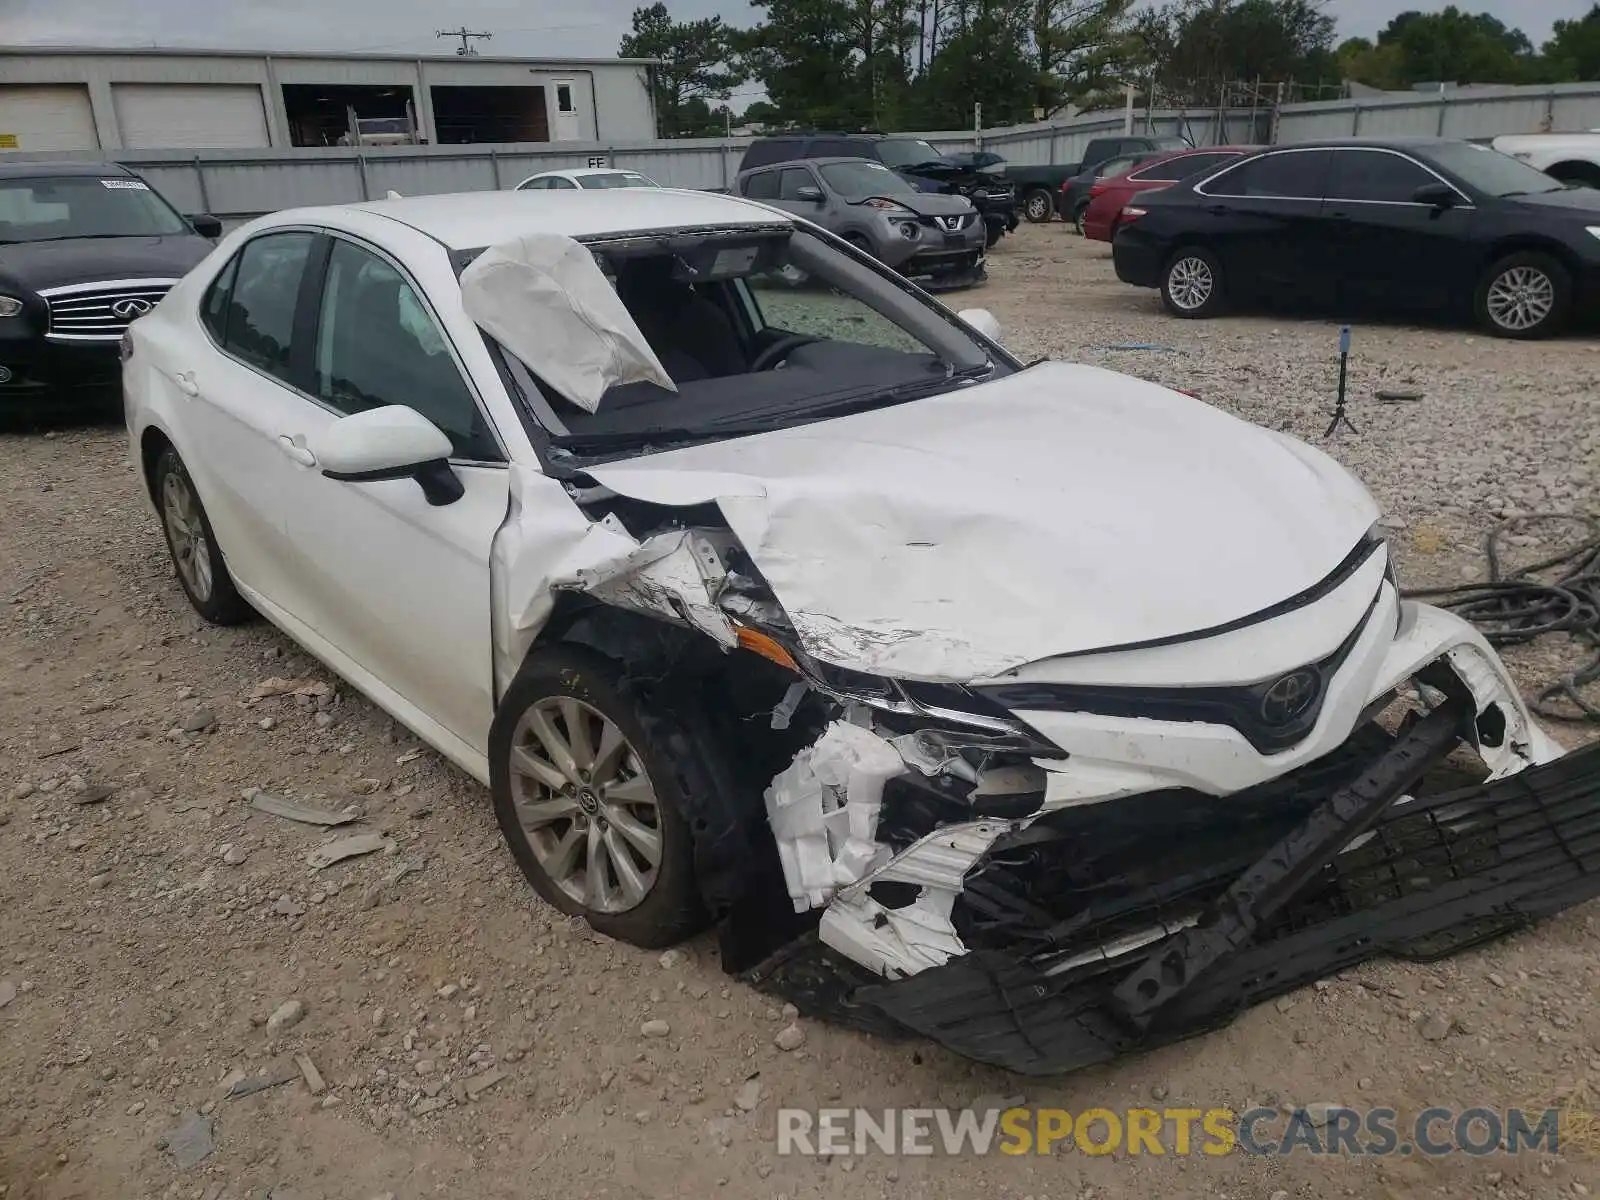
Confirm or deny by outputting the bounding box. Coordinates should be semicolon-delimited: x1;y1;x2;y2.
618;3;747;137
914;0;1039;127
1030;0;1139;114
1543;4;1600;79
1373;7;1542;85
1133;0;1337;105
1336;35;1405;89
735;0;871;128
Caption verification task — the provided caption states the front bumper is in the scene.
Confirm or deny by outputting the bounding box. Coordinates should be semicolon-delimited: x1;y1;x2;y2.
0;336;122;405
750;724;1600;1075
901;248;986;291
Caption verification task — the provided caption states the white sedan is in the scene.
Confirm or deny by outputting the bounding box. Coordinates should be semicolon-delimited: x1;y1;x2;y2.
123;186;1599;1076
513;167;659;191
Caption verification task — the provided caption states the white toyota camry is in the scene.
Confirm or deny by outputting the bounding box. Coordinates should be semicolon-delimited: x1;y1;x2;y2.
123;187;1600;1076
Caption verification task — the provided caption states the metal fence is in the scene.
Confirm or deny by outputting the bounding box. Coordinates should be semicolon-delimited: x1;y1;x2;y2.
3;81;1595;226
1274;82;1600;144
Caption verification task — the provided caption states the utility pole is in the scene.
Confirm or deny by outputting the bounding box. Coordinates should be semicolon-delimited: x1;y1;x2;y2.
436;28;492;56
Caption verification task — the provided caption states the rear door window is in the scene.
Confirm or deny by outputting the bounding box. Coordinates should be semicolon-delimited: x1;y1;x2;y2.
1204;150;1332;199
221;231;316;383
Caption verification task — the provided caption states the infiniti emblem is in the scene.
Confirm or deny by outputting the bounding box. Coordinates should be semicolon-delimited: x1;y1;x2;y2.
111;297;154;319
1260;669;1318;726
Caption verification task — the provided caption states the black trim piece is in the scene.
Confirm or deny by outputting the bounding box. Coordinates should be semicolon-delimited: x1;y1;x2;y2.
287;232;333;396
322;458;464;506
975;588;1381;755
843;737;1600;1076
1108;699;1465;1029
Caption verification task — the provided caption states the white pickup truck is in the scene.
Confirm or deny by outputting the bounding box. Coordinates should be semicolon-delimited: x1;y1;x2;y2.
1491;131;1600;187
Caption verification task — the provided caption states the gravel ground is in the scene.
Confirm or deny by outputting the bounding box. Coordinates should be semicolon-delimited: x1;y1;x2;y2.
1;221;1598;1200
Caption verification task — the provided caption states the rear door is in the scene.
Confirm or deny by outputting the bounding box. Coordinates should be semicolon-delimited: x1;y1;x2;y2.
1321;147;1476;311
180;228;325;609
1193;149;1334;305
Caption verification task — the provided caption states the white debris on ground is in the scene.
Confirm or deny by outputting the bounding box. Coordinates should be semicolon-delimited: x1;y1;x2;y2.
0;223;1596;1200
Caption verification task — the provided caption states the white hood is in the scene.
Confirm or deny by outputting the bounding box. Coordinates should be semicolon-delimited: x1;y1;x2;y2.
581;362;1380;682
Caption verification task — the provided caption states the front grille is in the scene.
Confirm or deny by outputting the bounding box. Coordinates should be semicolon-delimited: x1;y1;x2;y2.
39;278;177;343
929;213;976;232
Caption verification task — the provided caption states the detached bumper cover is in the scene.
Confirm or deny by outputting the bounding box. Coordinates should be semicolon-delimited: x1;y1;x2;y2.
753;721;1600;1076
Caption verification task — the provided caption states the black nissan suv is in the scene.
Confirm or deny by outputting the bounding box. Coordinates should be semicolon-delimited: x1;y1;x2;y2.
0;161;222;413
739;133;1019;246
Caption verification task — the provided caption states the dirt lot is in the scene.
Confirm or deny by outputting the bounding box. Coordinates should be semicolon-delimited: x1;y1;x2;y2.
2;221;1599;1200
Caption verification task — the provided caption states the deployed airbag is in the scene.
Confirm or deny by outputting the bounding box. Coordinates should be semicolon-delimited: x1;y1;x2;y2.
459;232;675;412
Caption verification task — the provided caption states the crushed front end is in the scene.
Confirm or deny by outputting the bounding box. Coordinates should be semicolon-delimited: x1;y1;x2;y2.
732;534;1600;1075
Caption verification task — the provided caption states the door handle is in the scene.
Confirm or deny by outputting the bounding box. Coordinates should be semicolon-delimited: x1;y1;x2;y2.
277;435;317;467
1328;210;1352;220
1204;204;1227;215
173;371;200;397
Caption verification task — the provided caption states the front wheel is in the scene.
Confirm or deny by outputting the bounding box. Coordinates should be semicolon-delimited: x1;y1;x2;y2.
1022;187;1054;223
490;645;708;948
1160;246;1226;318
1474;251;1570;339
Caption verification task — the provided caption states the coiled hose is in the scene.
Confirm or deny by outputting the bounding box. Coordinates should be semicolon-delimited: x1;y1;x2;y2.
1402;514;1600;723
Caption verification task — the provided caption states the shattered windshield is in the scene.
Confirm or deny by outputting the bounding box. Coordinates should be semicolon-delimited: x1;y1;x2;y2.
496;226;1010;462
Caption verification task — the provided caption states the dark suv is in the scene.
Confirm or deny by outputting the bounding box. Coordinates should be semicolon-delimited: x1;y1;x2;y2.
739;134;1018;246
0;160;222;413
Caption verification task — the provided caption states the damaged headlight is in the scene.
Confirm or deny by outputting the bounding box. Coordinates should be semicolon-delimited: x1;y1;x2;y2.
799;656;1064;757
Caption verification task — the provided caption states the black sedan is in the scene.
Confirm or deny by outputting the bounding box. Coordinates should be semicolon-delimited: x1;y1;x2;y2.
0;161;221;413
1111;137;1600;339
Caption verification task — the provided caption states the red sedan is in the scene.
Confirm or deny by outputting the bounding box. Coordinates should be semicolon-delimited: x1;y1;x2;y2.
1083;146;1261;243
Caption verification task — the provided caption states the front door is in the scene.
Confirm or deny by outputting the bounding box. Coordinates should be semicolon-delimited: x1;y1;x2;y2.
551;81;580;141
1321;147;1477;314
268;235;510;758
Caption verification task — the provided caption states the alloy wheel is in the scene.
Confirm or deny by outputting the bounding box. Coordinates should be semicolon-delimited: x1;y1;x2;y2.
1166;255;1215;311
508;697;662;914
1485;266;1554;333
161;470;213;601
1026;192;1051;221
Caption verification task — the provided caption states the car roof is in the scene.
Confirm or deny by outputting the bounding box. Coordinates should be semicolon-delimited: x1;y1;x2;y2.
344;188;789;250
532;167;652;178
1268;137;1456;150
0;160;134;179
740;155;886;173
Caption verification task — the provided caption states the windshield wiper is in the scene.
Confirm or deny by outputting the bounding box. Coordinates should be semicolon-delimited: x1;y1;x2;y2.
548;425;719;453
10;233;150;243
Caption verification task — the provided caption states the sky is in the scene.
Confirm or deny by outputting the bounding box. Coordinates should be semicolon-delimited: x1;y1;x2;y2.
6;0;1590;67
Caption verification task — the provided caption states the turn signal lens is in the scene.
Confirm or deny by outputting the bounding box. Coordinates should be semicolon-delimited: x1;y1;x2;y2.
0;296;23;317
1122;206;1147;221
736;626;799;673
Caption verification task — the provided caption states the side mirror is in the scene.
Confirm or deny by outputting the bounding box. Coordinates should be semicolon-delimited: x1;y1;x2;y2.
313;405;463;506
187;213;224;239
957;307;1002;343
1411;182;1457;209
794;185;825;203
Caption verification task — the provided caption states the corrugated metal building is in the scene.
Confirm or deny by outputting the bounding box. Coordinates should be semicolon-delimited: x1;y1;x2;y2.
0;47;659;153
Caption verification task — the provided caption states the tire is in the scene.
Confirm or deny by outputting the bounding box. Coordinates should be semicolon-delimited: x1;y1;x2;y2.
1072;203;1089;236
1160;246;1226;319
1473;251;1570;340
490;644;709;948
841;232;877;261
1022;187;1054;223
153;446;252;625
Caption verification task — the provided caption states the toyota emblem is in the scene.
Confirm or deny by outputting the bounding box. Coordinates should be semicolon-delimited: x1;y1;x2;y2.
111;297;154;319
1259;669;1318;726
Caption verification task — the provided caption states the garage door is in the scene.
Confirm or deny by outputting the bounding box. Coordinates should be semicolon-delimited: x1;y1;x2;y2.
112;83;270;150
0;85;99;152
